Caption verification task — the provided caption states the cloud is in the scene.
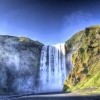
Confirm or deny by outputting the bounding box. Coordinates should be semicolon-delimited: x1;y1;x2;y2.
62;11;100;40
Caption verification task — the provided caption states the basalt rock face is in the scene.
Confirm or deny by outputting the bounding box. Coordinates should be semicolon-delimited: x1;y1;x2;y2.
64;25;100;94
0;35;43;94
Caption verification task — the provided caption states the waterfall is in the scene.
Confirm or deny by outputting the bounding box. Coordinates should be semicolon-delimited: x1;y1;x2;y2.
0;36;73;94
39;43;67;93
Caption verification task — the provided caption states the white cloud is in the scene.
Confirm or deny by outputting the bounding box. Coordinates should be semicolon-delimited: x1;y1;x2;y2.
62;11;100;40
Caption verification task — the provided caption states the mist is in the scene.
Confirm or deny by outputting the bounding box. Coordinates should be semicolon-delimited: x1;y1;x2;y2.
0;36;42;94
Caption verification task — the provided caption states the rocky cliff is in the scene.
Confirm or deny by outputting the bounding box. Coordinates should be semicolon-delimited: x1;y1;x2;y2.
0;25;100;95
64;25;100;94
0;35;43;94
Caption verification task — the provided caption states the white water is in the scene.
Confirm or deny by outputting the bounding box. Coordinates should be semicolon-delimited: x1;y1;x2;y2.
39;43;67;92
0;37;74;94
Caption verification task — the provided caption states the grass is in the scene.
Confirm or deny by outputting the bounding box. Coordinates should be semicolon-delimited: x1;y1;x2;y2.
64;25;100;95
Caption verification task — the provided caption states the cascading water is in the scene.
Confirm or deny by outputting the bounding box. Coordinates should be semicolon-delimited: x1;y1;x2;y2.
39;43;67;93
0;36;74;94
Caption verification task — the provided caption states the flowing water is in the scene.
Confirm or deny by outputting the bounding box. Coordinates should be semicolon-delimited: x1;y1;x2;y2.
39;43;67;93
0;39;73;94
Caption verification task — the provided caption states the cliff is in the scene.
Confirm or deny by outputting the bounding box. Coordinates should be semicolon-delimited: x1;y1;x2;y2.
64;25;100;94
0;35;43;94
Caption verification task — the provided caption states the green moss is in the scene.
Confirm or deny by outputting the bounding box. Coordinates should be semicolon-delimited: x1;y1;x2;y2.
64;25;100;94
19;37;30;42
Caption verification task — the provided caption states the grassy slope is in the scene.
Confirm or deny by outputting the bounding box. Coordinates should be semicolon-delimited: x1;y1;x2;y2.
64;25;100;95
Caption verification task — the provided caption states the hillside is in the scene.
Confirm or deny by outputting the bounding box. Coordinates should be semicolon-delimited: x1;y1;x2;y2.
64;25;100;94
0;35;43;94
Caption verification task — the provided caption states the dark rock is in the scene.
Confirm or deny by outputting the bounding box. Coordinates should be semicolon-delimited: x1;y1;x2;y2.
0;35;43;94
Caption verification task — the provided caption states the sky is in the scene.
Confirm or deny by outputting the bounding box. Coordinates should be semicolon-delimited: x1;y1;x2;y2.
0;0;100;45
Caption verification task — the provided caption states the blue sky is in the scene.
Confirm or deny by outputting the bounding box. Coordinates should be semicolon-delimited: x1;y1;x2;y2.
0;0;100;45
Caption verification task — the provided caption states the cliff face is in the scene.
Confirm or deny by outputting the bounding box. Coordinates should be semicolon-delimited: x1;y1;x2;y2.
0;35;43;94
0;25;100;94
64;25;100;94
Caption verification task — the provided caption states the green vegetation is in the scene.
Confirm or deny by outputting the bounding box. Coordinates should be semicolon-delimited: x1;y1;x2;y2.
19;37;30;42
64;25;100;95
